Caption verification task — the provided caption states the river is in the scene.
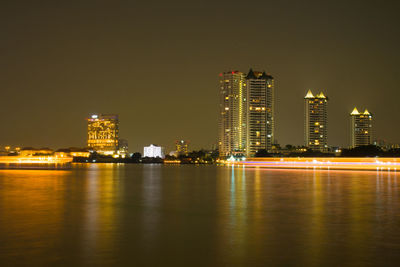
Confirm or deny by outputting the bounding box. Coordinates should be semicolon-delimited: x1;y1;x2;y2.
0;164;399;266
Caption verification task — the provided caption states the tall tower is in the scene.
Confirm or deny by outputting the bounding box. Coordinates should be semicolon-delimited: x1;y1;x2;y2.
218;71;247;157
87;114;119;155
246;69;274;156
350;107;373;148
304;90;328;152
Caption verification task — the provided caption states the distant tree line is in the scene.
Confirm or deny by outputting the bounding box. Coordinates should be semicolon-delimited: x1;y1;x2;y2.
341;145;400;157
253;145;400;158
74;145;400;163
166;149;219;164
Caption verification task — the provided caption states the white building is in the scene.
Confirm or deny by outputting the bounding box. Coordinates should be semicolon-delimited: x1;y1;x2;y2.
143;144;165;158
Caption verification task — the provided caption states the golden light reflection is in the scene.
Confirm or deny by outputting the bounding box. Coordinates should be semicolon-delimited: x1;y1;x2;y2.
216;165;250;264
81;164;120;265
0;156;72;164
236;157;400;171
0;170;68;260
303;170;325;266
228;166;248;261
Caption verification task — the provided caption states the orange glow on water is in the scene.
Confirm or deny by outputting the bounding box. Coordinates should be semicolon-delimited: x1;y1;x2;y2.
0;156;73;164
233;157;400;171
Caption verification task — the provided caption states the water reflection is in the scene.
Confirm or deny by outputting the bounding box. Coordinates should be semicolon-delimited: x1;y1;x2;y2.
1;166;400;266
0;170;68;264
226;166;247;264
141;164;162;251
82;164;121;265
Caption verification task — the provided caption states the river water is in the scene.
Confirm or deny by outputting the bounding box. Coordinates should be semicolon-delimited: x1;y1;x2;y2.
0;164;399;266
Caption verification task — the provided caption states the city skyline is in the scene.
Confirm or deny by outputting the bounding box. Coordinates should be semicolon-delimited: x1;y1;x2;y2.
2;2;400;266
0;1;399;152
0;83;393;153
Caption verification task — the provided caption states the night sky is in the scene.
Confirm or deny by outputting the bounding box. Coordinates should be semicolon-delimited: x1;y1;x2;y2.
1;1;399;152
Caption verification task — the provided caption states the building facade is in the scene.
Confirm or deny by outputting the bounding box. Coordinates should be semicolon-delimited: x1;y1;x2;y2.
175;140;189;155
304;90;328;152
350;107;373;148
218;71;247;156
87;114;119;155
54;148;90;158
246;69;274;156
118;139;129;157
19;148;53;157
144;144;165;158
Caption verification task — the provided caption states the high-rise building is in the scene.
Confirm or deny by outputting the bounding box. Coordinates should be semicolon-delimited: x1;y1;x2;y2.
87;114;119;155
218;71;247;157
246;69;274;156
175;140;189;155
304;90;328;152
350;107;373;148
118;139;129;157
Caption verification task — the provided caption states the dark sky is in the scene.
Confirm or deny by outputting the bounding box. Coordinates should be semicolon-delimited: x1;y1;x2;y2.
1;0;399;152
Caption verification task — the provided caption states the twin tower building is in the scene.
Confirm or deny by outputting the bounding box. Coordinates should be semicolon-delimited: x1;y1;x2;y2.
219;69;274;157
218;69;373;157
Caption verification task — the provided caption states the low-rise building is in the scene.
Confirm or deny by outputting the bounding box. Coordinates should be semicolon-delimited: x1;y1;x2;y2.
118;139;129;158
144;144;165;158
54;148;90;158
19;147;54;157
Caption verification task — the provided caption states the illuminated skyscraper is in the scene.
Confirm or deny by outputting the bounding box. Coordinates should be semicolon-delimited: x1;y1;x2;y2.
246;69;274;156
218;71;247;156
304;90;328;152
87;114;119;155
175;140;189;155
350;107;373;148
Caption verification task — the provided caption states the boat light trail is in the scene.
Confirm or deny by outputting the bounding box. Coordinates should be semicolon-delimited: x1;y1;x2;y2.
230;158;400;171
